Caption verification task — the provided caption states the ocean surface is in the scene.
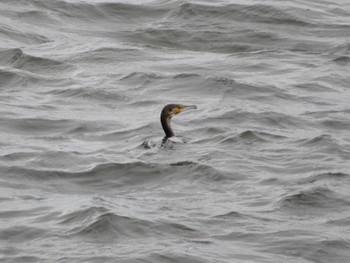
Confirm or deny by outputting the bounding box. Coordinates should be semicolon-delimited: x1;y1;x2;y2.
1;0;350;262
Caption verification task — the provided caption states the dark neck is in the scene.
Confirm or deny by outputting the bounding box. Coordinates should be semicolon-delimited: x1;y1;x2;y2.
161;116;174;138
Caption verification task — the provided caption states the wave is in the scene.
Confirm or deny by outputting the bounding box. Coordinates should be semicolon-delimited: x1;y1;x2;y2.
326;216;350;227
140;253;213;263
299;134;334;146
0;48;75;75
331;42;350;55
46;86;130;102
321;119;350;130
169;160;230;181
0;68;73;89
297;172;349;184
122;27;281;53
213;210;248;220
118;2;320;53
0;49;76;90
2;0;335;56
67;212;153;238
218;130;288;145
158;72;291;101
0;24;49;46
16;9;61;26
0;225;47;242
243;229;350;263
277;187;349;211
3;159;233;191
63;207;199;240
297;134;349;155
9;0;319;27
0;117;77;135
69;46;144;64
168;3;312;26
294;82;336;93
0;69;34;88
35;0;167;23
119;71;167;85
193;109;300;130
333;56;350;65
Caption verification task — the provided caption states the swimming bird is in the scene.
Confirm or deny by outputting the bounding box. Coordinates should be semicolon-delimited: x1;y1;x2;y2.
161;104;197;138
144;104;197;148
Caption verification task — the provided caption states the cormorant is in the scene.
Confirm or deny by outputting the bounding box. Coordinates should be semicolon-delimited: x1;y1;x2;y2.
160;104;197;148
161;104;197;138
143;104;197;148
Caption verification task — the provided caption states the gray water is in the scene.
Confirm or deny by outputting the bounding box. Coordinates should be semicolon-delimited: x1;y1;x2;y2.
1;0;350;262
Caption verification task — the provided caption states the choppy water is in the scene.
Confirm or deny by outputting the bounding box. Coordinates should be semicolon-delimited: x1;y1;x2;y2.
1;0;350;262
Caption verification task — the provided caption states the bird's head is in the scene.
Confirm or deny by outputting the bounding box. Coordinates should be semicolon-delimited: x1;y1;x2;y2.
161;104;197;119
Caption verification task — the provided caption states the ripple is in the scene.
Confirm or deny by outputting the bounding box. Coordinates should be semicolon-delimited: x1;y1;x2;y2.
0;117;76;135
2;158;233;194
66;209;200;241
0;48;75;75
68;212;152;239
37;0;167;24
0;225;47;242
168;3;313;26
0;68;43;88
277;187;350;212
46;86;129;102
219;130;267;144
297;172;349;184
0;24;49;46
333;56;350;65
